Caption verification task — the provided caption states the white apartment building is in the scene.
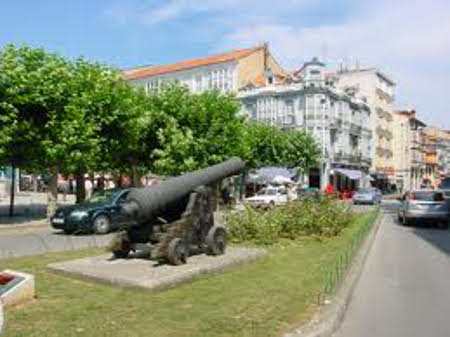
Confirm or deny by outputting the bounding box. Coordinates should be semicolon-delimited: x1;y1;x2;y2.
336;67;396;190
239;58;373;190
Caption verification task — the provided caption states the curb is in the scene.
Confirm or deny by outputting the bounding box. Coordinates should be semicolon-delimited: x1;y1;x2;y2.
286;211;383;337
0;298;3;333
0;220;48;231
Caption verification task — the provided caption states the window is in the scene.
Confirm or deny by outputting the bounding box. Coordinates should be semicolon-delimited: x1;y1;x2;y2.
195;74;202;92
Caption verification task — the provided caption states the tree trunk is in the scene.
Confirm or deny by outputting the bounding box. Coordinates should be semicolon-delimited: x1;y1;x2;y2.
114;173;123;189
8;166;16;217
76;172;86;204
97;175;105;191
46;168;58;219
130;165;142;187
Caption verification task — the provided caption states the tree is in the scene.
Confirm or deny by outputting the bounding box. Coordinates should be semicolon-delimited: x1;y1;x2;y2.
243;122;321;171
282;129;321;172
0;44;76;216
244;122;286;168
150;84;249;175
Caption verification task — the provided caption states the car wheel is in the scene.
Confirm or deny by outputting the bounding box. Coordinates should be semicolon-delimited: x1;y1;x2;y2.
93;215;111;234
439;220;449;229
402;215;409;226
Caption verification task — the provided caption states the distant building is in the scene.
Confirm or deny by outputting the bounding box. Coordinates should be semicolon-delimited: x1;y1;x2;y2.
336;67;396;190
239;57;372;190
422;126;450;188
392;110;426;191
122;44;286;94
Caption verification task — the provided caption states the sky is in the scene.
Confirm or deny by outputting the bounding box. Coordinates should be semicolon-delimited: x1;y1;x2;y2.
1;0;449;127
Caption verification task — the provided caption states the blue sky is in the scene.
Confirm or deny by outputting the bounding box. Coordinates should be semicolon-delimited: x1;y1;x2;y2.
1;0;449;127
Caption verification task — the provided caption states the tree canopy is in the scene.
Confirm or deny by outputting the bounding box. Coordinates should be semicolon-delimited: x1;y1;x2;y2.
0;43;321;213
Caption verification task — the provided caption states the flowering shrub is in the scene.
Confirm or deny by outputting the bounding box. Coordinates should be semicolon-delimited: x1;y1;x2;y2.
226;196;354;245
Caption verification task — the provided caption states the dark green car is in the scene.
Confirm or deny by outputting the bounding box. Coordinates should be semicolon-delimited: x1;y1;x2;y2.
51;189;130;234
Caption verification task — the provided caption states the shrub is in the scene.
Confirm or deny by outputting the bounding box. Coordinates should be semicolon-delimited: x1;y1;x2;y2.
226;196;354;245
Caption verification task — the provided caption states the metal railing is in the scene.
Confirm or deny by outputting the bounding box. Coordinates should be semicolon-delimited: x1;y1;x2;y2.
316;208;379;305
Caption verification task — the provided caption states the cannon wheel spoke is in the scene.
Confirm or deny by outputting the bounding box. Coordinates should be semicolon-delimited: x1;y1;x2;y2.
167;238;188;265
206;226;227;256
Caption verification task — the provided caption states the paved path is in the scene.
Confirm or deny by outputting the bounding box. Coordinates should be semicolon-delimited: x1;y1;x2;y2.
335;201;450;337
0;226;114;258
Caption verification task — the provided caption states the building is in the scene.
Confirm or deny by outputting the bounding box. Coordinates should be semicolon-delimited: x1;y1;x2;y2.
336;67;396;190
122;44;285;94
392;110;426;192
239;58;373;190
410;116;426;190
422;126;450;188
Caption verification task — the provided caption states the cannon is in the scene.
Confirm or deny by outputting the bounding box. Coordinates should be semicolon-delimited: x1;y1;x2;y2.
110;158;245;265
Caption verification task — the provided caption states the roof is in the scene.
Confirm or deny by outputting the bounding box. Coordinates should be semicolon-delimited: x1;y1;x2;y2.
338;67;396;85
122;46;263;81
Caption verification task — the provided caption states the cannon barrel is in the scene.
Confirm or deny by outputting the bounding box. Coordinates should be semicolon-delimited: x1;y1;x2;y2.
122;157;245;221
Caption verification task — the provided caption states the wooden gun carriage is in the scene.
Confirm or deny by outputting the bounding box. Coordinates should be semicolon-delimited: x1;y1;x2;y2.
110;158;245;265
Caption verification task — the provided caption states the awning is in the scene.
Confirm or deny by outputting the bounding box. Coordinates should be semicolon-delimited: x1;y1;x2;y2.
334;168;363;180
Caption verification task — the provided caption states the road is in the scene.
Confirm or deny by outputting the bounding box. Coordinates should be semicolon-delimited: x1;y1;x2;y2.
335;200;450;337
0;226;114;258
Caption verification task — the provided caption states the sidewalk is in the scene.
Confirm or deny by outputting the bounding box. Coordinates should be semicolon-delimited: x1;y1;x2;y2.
0;192;75;228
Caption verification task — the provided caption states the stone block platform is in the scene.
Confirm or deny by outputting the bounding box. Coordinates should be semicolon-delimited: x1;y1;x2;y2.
48;247;266;291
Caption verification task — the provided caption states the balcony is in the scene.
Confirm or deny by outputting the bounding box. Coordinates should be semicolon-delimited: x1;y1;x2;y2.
376;126;393;140
349;123;362;135
376;88;395;103
329;118;343;129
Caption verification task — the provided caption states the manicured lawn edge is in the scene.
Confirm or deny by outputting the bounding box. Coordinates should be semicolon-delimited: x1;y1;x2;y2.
286;207;382;337
1;209;380;337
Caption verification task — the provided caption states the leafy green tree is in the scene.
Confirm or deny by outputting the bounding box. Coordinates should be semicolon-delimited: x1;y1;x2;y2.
0;44;76;216
244;122;286;168
282;129;321;172
150;84;249;175
244;122;321;171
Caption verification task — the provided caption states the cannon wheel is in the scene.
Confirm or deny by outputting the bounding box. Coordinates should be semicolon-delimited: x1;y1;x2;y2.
167;238;188;265
206;226;227;256
111;232;131;259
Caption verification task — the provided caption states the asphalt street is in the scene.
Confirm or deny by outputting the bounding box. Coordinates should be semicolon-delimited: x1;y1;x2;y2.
0;226;114;258
335;200;450;337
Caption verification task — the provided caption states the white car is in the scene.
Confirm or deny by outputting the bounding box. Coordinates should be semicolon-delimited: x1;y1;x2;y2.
245;186;288;209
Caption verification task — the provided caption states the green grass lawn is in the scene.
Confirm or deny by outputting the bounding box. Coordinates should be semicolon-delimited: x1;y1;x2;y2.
1;210;378;337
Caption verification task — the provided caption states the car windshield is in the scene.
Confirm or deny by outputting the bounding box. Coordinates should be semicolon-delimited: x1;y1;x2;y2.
357;188;373;194
87;189;118;203
409;191;443;201
258;188;278;196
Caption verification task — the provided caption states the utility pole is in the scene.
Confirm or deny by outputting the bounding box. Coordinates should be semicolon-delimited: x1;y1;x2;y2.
9;166;15;217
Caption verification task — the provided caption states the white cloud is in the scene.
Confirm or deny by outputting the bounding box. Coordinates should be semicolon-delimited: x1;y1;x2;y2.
104;0;450;127
220;0;450;127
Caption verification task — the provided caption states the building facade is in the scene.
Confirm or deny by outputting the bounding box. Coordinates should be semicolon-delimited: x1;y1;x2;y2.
392;110;426;192
122;44;285;94
336;68;396;189
422;126;450;188
409;116;426;190
239;58;373;190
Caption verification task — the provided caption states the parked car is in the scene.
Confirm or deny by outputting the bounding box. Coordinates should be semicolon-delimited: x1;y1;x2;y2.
245;186;288;209
353;188;382;205
51;189;130;234
297;187;321;200
397;189;449;227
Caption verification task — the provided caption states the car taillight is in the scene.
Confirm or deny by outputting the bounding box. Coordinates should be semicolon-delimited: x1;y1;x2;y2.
410;193;417;200
434;193;445;201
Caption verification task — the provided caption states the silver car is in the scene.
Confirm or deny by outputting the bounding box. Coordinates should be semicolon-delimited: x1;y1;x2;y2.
397;189;449;227
353;188;382;205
